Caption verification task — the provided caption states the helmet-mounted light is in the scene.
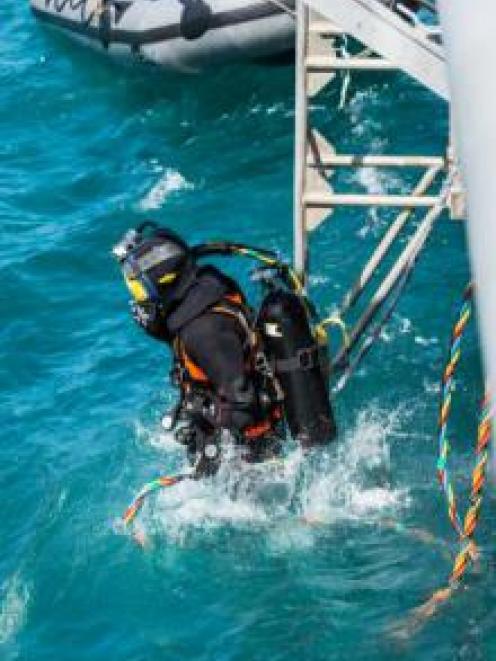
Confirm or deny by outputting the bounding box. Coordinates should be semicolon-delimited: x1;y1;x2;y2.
112;229;141;262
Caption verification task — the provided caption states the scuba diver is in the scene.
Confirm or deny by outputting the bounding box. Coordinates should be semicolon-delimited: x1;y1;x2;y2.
113;222;337;478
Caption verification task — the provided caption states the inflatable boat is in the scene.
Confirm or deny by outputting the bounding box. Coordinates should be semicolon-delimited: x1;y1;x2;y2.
30;0;296;72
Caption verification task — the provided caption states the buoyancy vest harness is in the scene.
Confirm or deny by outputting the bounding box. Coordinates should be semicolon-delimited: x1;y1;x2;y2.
172;293;283;441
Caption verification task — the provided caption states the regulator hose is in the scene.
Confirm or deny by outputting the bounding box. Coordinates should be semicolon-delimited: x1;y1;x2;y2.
192;241;304;295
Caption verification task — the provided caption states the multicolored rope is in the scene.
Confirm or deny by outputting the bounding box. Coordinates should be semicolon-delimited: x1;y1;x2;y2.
435;282;492;586
388;284;492;640
436;283;474;540
450;392;492;583
122;474;188;526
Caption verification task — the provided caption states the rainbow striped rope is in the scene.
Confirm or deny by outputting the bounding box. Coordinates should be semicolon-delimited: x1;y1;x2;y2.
122;474;187;526
450;393;492;583
436;284;473;538
435;283;492;585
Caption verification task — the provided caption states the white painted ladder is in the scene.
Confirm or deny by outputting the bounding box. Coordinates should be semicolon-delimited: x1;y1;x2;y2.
293;0;463;283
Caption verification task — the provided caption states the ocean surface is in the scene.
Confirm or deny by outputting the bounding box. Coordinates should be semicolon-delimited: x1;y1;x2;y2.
1;3;495;660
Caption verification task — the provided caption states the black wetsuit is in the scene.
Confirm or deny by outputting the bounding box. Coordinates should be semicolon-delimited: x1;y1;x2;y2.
135;265;262;435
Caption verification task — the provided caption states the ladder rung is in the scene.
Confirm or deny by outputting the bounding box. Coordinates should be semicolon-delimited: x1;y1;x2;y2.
306;56;396;71
304;193;442;208
307;154;446;168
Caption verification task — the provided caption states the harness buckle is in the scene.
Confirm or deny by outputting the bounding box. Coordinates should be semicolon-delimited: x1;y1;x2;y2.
254;351;272;376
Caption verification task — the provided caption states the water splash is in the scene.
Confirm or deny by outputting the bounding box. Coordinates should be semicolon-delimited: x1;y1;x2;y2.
131;405;409;547
138;168;194;211
300;407;409;524
0;574;30;646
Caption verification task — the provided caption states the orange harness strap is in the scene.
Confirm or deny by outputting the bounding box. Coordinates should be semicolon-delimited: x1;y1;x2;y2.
224;292;244;306
180;346;210;384
178;293;254;386
244;419;273;440
244;406;282;440
175;294;276;440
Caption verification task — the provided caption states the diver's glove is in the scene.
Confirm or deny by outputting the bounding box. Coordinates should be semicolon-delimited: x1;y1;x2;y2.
130;301;171;342
173;422;221;478
194;439;221;479
175;422;200;450
130;301;158;330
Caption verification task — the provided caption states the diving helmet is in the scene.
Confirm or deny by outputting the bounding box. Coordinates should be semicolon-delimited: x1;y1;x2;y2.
113;222;195;311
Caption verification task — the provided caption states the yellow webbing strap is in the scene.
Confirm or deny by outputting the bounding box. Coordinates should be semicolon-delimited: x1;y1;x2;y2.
316;315;351;354
211;303;258;350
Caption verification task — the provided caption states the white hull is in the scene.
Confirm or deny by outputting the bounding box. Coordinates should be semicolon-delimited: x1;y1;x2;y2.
439;0;496;474
30;0;295;72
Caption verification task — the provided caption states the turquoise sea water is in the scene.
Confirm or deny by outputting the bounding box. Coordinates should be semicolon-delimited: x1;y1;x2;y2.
2;3;495;660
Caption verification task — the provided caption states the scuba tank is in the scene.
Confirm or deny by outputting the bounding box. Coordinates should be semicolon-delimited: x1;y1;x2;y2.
192;240;338;447
257;288;337;447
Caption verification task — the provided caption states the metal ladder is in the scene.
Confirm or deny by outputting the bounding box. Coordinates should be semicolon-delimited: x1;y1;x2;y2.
293;0;463;284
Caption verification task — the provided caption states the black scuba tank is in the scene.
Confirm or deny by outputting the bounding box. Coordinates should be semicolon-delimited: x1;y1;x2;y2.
257;289;337;447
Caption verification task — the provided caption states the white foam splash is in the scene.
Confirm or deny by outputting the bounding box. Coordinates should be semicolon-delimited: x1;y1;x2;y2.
133;416;186;453
357;167;386;196
348;89;382;139
266;102;285;115
354;166;403;233
398;316;413;335
0;574;29;645
300;407;409;524
414;335;439;347
346;87;415;232
376;314;413;345
139;169;194;211
423;378;441;395
147;450;283;544
308;274;330;286
133;406;409;548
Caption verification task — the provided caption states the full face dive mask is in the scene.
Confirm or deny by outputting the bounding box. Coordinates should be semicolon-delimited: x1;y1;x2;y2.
113;223;191;308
